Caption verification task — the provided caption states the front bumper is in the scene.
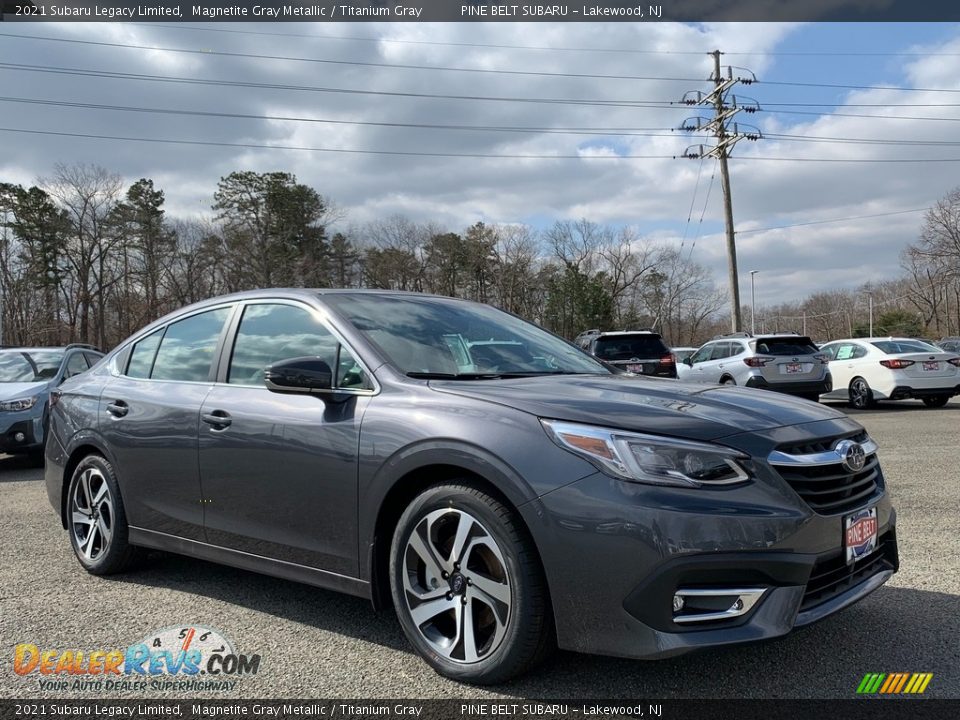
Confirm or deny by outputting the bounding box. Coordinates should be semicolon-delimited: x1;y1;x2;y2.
0;411;43;453
522;458;896;660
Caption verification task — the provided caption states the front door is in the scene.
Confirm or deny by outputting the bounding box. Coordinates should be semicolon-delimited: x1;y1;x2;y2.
198;301;374;576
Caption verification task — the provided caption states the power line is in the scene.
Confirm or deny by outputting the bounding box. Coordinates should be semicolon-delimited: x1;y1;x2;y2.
687;160;718;263
736;208;928;235
678;156;705;253
0;95;687;138
761;108;960;122
0;126;686;160
0;32;707;83
129;22;713;55
766;132;960;147
0;62;689;110
131;23;960;59
759;79;960;94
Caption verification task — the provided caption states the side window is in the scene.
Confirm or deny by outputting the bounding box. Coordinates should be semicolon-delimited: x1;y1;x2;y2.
126;329;164;379
835;344;856;361
819;345;839;361
151;307;232;382
710;342;731;361
63;352;90;379
83;352;103;368
228;303;370;389
690;345;712;364
728;342;745;357
851;344;868;359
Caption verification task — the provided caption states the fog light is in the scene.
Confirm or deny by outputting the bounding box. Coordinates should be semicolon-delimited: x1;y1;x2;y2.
672;594;685;612
14;432;25;443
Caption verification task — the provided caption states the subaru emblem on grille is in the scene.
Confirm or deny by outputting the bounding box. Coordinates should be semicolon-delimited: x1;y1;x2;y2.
836;439;866;473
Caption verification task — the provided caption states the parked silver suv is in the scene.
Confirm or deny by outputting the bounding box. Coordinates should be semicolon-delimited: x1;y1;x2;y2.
677;332;831;401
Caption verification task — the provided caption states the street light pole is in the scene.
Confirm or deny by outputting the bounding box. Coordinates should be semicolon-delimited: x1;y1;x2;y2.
749;270;758;335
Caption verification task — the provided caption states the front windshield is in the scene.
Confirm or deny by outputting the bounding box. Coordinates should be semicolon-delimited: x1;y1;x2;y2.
0;350;64;382
325;295;609;377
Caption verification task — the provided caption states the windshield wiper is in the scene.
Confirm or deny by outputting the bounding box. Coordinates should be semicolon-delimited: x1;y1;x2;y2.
406;372;504;380
407;370;602;380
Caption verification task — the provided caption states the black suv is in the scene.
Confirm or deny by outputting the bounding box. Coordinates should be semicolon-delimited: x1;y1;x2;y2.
576;329;677;378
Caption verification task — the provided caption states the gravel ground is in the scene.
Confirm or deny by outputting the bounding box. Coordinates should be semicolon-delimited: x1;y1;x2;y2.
1;399;957;700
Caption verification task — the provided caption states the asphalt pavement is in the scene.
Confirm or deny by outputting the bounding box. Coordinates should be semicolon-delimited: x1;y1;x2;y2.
1;399;957;699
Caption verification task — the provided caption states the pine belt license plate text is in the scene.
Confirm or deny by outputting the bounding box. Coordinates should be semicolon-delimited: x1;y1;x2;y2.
845;507;878;564
923;361;939;371
784;362;803;374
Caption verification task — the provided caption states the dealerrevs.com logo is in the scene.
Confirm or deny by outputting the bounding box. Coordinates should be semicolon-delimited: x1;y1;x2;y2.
13;626;260;692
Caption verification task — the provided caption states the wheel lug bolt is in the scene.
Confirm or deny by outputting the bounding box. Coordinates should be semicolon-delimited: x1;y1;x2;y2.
461;597;467;605
441;571;448;579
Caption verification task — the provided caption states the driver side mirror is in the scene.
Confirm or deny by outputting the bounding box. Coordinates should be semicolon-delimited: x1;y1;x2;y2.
264;357;333;394
683;357;693;366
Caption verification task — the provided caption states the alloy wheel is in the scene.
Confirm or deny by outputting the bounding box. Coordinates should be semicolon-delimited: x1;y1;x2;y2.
70;467;114;562
401;508;511;664
850;379;871;409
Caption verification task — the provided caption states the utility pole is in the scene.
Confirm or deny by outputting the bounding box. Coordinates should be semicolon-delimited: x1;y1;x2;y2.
680;51;760;333
749;270;758;335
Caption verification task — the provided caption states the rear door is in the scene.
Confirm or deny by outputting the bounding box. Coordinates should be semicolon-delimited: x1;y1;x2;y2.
198;300;374;575
100;305;234;541
824;342;864;396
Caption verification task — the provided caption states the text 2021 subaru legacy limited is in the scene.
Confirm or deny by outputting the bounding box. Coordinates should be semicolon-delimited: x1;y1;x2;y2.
45;290;898;684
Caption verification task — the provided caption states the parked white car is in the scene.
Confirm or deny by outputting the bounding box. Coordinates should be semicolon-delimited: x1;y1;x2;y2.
818;337;960;409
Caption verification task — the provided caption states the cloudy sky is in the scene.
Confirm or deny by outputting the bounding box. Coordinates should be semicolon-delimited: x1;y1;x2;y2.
1;20;959;304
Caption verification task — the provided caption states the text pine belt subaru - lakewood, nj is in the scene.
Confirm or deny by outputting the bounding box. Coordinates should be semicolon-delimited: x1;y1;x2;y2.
45;290;898;684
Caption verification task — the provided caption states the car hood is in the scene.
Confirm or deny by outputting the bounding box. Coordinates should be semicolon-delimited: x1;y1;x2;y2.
429;374;849;441
0;381;48;400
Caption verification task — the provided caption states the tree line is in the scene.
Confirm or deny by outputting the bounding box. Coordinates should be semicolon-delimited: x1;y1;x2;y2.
1;163;958;352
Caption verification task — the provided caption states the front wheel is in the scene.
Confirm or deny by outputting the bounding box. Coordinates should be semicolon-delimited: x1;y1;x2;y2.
66;455;142;575
389;483;552;684
921;395;950;408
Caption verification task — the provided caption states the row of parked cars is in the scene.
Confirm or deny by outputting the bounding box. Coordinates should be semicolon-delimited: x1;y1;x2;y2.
575;328;960;409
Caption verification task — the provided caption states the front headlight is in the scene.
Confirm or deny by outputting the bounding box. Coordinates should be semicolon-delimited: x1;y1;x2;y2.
0;396;39;412
541;419;750;487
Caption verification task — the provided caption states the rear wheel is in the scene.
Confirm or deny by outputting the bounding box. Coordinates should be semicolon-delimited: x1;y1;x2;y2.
721;376;736;386
66;455;142;575
848;377;876;410
921;395;950;408
389;483;552;684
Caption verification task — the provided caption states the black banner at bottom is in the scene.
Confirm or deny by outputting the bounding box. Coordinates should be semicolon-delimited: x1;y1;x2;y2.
1;700;958;720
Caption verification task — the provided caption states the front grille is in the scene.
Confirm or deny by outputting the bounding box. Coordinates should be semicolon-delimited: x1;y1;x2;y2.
800;534;897;612
777;430;868;457
775;455;883;515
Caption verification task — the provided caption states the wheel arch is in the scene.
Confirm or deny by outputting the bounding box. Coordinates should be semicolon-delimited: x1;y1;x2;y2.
365;459;548;619
59;436;118;528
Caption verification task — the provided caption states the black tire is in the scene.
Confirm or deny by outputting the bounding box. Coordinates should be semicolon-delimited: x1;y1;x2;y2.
921;395;950;408
389;482;553;684
721;376;736;386
848;377;876;410
66;455;142;575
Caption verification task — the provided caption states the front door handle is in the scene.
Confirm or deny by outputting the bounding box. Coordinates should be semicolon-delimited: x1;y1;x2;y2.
201;410;232;430
106;400;129;418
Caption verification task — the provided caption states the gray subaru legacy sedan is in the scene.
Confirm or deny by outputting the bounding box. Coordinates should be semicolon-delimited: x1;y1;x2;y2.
45;289;898;684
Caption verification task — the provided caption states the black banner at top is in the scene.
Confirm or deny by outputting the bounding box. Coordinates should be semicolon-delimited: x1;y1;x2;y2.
3;0;960;22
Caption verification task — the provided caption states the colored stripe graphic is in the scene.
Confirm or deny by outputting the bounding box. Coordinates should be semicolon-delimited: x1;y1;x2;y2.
857;672;933;694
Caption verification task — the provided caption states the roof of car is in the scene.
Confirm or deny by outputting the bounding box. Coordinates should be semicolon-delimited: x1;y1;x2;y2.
591;330;660;337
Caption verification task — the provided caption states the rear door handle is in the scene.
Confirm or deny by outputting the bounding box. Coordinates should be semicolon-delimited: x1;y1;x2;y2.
106;400;129;418
201;410;232;430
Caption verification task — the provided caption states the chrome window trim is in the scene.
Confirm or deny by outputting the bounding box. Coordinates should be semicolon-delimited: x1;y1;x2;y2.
220;298;381;396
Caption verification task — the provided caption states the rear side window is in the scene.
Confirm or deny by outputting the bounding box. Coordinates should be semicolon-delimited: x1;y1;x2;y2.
150;307;231;382
755;337;819;356
709;343;732;360
126;329;164;379
593;334;668;360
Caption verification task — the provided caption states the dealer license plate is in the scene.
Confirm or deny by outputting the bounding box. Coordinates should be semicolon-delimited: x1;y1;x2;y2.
626;364;644;373
923;361;939;371
784;362;803;374
844;506;878;565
